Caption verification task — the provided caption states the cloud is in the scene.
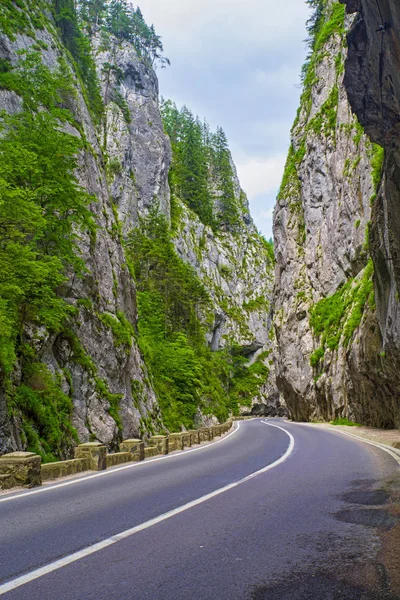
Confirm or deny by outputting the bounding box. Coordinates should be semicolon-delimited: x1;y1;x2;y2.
140;0;310;60
138;0;311;237
236;155;286;199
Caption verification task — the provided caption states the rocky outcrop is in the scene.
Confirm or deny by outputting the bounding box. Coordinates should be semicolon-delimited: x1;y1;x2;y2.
0;4;276;455
99;36;277;417
341;0;400;424
273;0;400;428
0;23;161;454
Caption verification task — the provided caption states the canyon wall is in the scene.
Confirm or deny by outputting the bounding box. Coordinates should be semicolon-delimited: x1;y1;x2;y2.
0;0;276;458
274;0;400;427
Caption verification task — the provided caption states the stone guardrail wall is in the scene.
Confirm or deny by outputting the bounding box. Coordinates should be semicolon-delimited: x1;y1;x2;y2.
0;417;254;491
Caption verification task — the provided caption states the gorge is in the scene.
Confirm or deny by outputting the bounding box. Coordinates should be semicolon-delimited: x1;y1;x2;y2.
0;0;399;463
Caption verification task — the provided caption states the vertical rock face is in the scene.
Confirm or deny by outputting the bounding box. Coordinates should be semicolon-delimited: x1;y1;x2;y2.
0;4;276;455
340;0;400;424
173;184;278;415
274;0;400;427
0;23;162;454
95;36;172;229
101;38;278;416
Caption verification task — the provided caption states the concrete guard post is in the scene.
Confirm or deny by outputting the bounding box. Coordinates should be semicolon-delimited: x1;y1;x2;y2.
181;432;192;448
120;439;144;461
74;442;107;471
168;433;184;452
148;435;169;455
188;430;200;445
212;425;222;438
0;452;41;489
199;428;211;442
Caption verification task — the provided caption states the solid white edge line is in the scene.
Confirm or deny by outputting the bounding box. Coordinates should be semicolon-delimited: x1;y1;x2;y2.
290;421;400;466
0;422;295;596
0;422;243;505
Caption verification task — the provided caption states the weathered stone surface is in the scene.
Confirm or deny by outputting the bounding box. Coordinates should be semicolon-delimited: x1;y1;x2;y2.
148;435;169;455
168;433;185;452
273;1;400;427
211;425;222;438
199;428;211;442
143;446;158;459
341;0;400;427
120;439;144;461
74;443;107;471
188;430;200;445
0;452;41;489
41;458;89;482
105;452;133;468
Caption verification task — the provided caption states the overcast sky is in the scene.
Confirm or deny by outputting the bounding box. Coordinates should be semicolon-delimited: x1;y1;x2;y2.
138;0;311;238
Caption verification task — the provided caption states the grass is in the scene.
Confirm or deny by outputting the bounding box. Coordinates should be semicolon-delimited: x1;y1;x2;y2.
330;418;362;427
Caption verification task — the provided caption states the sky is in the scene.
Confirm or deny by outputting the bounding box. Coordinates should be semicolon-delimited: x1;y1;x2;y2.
138;0;311;239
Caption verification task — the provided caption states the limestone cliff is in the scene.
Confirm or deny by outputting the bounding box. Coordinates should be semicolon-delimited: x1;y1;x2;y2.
0;1;276;458
274;0;399;428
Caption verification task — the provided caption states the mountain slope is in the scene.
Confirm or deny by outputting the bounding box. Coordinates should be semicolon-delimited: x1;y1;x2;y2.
0;0;276;459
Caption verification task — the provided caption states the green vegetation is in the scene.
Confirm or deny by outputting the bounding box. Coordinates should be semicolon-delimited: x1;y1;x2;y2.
330;418;362;427
161;99;242;230
297;1;345;126
369;144;385;192
309;260;375;366
78;0;169;68
310;347;325;368
277;144;303;201
0;47;99;458
0;0;49;40
127;208;270;430
307;85;339;138
53;0;104;120
99;311;135;353
10;360;79;462
0;0;270;452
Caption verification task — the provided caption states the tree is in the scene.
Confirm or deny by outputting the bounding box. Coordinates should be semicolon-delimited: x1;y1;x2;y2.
78;0;107;33
212;127;239;228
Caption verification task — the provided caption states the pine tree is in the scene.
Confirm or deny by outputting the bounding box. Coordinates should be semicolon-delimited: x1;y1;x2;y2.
78;0;107;33
212;127;239;228
179;108;213;226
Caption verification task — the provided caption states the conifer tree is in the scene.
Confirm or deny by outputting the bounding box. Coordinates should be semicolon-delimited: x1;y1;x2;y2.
179;108;213;226
212;127;239;228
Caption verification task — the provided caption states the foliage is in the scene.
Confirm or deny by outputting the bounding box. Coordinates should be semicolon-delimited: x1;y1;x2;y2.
277;144;303;201
161;99;241;230
99;311;135;353
11;362;79;462
0;52;97;457
297;2;345;126
330;418;362;427
126;208;269;430
309;260;375;366
79;0;170;68
52;0;104;121
0;0;48;40
310;347;325;368
369;143;384;192
307;85;339;138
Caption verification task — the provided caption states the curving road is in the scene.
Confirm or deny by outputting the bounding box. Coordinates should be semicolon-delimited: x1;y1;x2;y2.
0;419;399;599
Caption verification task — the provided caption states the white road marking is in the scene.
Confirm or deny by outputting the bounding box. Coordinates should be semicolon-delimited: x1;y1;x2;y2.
0;422;294;595
0;422;242;505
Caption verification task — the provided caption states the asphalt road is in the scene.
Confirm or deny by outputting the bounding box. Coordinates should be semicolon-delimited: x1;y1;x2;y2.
0;418;399;599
